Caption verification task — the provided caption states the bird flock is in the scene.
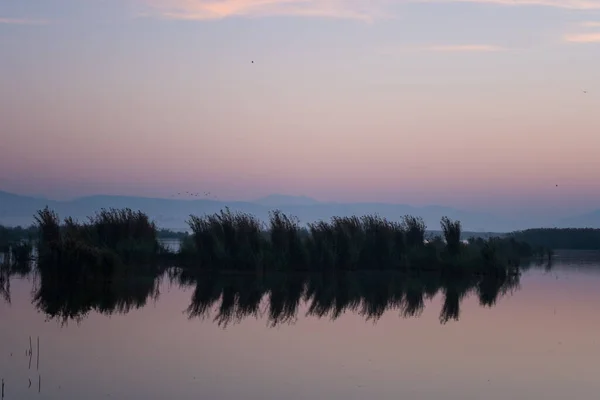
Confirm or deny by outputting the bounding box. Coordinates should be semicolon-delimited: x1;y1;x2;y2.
171;191;217;200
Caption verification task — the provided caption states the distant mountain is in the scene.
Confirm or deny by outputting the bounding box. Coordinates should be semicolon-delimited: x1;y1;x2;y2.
557;210;600;229
0;190;595;232
0;190;60;226
253;194;320;207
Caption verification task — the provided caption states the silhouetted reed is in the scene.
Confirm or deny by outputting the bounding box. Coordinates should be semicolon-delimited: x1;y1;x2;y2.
34;207;165;283
186;208;266;272
182;211;539;275
269;210;306;270
441;216;462;257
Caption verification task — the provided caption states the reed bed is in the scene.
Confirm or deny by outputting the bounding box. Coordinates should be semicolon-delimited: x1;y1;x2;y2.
181;209;542;275
22;206;545;283
34;207;165;282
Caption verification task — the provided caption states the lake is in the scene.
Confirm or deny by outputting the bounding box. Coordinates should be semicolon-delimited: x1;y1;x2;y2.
1;252;600;399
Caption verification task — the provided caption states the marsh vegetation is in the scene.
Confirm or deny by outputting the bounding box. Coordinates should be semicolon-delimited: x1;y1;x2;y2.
510;228;600;250
180;208;542;275
0;206;550;326
1;206;548;281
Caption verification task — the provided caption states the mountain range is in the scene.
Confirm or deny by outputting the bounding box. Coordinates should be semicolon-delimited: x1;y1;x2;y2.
1;190;599;232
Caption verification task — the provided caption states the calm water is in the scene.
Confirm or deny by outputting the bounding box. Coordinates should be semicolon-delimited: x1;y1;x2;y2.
2;254;600;399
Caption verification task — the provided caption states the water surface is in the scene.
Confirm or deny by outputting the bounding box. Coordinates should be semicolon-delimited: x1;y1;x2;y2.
1;255;600;400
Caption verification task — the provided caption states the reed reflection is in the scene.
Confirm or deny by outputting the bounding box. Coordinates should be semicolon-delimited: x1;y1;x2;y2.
0;248;33;305
33;256;163;323
4;260;523;326
175;270;521;327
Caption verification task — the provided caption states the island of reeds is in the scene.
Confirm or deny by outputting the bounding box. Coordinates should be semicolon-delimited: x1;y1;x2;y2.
0;206;555;324
6;206;546;278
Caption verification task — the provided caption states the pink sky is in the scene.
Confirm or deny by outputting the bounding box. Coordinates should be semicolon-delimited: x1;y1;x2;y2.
1;0;600;213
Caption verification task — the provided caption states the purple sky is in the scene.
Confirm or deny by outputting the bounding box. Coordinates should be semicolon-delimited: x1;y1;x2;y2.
1;0;600;214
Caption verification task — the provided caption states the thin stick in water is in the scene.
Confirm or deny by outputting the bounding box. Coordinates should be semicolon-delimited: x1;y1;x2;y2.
38;375;40;393
36;336;39;370
2;378;4;399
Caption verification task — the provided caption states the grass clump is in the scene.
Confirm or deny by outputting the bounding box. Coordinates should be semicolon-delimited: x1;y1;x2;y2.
186;208;266;272
35;207;164;282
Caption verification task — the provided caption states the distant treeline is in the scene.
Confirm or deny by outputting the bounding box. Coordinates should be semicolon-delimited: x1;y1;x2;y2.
0;225;37;246
0;225;35;270
510;228;600;250
0;223;187;245
157;229;189;240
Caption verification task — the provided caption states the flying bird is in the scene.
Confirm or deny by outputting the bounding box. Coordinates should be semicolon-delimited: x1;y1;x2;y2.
583;90;588;94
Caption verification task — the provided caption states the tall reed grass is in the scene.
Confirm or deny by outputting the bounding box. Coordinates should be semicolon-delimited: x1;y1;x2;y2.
35;207;164;282
182;210;541;275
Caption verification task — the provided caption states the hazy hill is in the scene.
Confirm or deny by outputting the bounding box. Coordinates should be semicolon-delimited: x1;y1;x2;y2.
1;190;598;232
253;194;320;207
0;191;61;226
558;211;600;229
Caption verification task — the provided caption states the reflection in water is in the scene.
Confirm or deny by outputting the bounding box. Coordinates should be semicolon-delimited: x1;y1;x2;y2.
0;269;10;305
0;255;32;305
176;270;520;327
2;255;600;400
33;273;162;324
1;264;520;326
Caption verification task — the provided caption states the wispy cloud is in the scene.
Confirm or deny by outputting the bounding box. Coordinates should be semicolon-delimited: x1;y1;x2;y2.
564;32;600;42
424;44;507;52
140;0;600;22
581;21;600;27
377;43;509;56
142;0;388;21
0;17;49;25
418;0;600;10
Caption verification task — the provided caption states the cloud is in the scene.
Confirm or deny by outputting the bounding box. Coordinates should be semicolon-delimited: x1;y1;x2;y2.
0;17;49;25
581;21;600;27
139;0;600;22
419;0;600;10
424;44;507;52
142;0;389;21
378;44;508;54
564;32;600;42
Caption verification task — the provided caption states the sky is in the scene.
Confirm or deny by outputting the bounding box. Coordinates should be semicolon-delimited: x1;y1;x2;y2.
1;0;599;215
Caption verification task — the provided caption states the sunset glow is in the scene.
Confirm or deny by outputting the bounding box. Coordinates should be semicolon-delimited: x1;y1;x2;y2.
1;0;599;214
